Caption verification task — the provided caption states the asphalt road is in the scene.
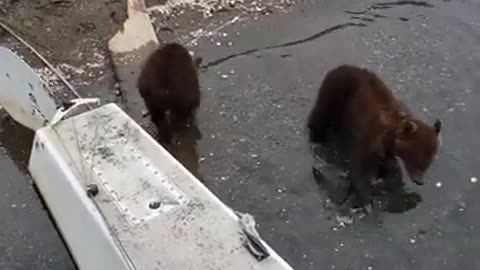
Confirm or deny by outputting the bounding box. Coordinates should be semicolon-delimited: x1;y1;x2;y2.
1;0;479;269
0;115;76;269
189;0;480;269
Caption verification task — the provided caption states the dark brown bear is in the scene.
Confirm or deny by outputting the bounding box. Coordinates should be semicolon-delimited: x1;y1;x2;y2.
308;65;442;205
137;42;202;145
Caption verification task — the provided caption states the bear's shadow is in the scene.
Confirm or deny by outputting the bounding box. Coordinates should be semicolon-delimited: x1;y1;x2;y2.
310;133;422;214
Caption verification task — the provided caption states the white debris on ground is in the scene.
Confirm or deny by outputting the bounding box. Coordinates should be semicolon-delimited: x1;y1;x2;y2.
148;0;294;18
471;177;477;183
34;67;65;93
149;0;298;47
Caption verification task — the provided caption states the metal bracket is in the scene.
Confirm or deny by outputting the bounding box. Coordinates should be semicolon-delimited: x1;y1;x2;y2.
235;211;270;261
50;98;100;125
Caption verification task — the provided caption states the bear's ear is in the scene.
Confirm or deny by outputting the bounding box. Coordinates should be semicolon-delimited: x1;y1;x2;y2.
397;119;418;137
433;119;442;134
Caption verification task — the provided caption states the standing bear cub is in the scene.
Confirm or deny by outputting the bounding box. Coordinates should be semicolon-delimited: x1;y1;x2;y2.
308;65;441;205
137;42;202;145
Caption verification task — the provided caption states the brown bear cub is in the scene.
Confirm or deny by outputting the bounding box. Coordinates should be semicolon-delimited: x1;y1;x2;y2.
308;65;442;206
137;42;202;145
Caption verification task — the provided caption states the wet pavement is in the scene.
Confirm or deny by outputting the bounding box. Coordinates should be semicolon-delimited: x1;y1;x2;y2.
1;0;480;269
178;0;480;269
0;114;76;269
0;0;125;268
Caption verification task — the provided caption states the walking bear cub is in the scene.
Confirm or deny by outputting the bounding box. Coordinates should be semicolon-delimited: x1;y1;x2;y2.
308;65;442;205
137;42;202;145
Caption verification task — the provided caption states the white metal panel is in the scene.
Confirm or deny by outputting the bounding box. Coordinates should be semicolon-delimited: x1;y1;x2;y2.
0;47;57;131
29;129;134;270
29;103;294;270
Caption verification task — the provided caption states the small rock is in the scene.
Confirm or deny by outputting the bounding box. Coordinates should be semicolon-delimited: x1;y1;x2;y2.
141;110;149;117
216;42;222;46
221;74;229;79
114;89;122;96
471;177;478;183
410;238;416;244
436;182;442;188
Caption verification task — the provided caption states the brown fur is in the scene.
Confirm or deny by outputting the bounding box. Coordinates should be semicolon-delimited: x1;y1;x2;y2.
308;65;441;205
137;42;202;144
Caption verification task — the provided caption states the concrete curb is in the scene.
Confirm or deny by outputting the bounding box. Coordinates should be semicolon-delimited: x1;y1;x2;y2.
108;0;158;123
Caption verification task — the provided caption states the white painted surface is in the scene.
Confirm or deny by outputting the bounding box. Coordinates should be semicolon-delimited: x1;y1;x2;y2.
0;46;57;131
29;103;294;270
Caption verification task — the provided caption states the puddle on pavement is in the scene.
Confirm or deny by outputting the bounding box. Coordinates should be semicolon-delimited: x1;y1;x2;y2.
310;134;422;227
171;121;203;181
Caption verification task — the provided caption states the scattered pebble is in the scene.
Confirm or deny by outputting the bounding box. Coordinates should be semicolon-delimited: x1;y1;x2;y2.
436;182;442;188
221;74;229;79
216;42;221;46
229;70;235;74
141;110;149;117
367;266;373;270
222;32;228;37
11;204;17;208
277;188;284;193
471;177;477;183
410;238;416;244
251;154;258;158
